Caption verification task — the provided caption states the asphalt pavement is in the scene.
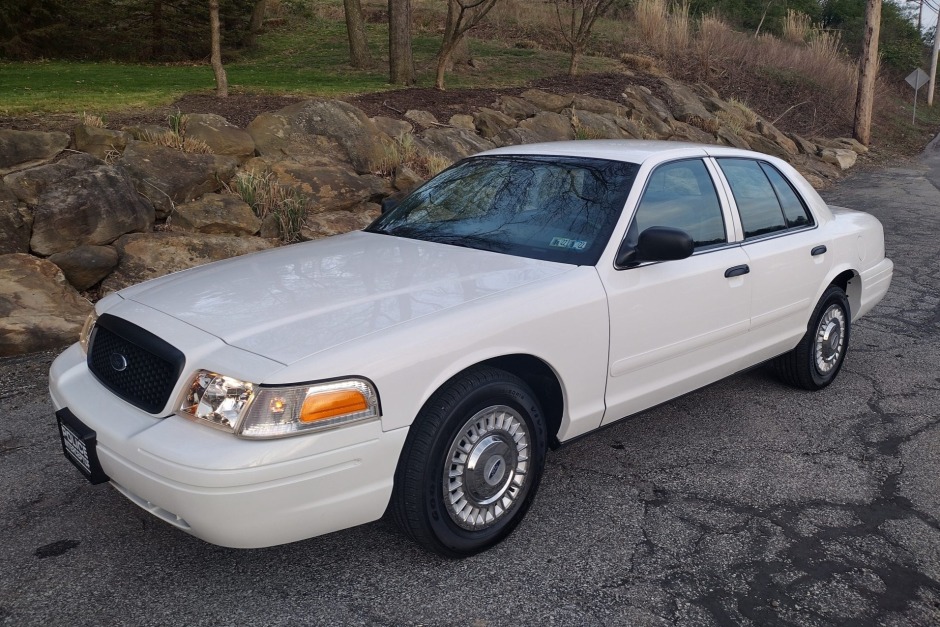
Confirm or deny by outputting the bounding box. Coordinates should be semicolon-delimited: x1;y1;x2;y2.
1;146;939;626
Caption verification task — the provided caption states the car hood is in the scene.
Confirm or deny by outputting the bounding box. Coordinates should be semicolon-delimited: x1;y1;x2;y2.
120;231;573;365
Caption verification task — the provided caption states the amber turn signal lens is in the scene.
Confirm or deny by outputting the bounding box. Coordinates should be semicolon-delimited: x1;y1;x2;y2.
300;390;369;423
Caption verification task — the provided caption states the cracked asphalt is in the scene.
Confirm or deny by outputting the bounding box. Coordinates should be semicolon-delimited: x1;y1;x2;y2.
2;145;939;626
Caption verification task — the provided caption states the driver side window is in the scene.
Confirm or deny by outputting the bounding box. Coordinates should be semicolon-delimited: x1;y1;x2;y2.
629;159;726;250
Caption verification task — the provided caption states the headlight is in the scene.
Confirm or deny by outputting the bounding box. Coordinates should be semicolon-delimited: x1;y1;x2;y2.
178;371;379;438
79;310;98;354
179;371;255;431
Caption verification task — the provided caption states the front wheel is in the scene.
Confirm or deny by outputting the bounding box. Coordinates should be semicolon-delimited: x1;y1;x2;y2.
391;366;547;557
774;285;851;390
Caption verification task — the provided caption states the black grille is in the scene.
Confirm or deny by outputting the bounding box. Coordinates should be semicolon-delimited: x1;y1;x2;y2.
87;314;186;414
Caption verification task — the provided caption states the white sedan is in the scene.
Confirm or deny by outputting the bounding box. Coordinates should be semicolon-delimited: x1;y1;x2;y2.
50;141;893;557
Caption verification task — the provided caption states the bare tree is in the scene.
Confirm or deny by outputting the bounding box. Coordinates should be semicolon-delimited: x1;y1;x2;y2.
435;0;500;90
389;0;415;85
553;0;615;76
209;0;228;97
343;0;372;68
246;0;268;48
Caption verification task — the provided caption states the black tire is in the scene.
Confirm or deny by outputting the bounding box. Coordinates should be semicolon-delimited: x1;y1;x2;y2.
774;285;851;391
391;366;547;558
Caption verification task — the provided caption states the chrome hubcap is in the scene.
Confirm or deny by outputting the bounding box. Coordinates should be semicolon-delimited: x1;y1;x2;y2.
814;304;846;374
443;405;530;530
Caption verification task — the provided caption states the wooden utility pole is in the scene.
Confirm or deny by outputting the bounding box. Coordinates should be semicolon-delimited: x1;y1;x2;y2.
929;8;940;105
853;0;881;145
209;0;228;97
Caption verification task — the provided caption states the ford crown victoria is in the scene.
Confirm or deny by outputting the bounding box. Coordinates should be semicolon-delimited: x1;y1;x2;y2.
50;140;893;557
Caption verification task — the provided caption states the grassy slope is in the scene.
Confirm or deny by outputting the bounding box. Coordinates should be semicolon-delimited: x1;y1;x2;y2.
0;7;620;116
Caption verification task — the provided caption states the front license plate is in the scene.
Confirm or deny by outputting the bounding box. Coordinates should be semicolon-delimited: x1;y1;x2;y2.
56;408;110;485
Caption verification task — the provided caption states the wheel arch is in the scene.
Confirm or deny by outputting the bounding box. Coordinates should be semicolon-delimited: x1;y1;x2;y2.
829;268;861;320
478;354;565;449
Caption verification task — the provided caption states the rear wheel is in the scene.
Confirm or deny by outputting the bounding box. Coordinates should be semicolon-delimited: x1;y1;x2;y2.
774;285;850;390
392;366;547;557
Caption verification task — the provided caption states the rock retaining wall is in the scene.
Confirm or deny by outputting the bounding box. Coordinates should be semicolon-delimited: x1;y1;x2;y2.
0;77;867;356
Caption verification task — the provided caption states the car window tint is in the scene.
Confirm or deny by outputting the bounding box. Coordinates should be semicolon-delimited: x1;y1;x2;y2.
759;162;814;228
718;158;787;238
631;159;726;249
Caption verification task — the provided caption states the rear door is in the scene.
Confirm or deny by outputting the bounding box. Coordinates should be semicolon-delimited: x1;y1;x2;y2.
713;158;832;356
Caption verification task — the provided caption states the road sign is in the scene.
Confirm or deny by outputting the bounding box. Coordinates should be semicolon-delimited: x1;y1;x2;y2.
907;68;929;90
907;68;930;124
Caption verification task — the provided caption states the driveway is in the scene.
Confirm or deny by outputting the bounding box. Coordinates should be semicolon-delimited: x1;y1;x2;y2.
1;147;938;626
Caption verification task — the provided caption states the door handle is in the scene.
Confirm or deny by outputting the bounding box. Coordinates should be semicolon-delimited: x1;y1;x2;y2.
811;245;827;256
724;264;750;278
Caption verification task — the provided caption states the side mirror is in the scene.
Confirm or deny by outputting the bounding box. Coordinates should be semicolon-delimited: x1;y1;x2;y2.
616;226;693;267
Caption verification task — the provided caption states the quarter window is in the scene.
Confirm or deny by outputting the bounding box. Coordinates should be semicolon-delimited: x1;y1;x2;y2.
629;159;726;250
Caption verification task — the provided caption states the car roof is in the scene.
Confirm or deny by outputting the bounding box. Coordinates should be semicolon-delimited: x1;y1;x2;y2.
479;139;756;165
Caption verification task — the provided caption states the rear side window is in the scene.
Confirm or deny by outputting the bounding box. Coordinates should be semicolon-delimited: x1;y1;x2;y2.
718;158;814;238
759;163;814;228
630;159;726;250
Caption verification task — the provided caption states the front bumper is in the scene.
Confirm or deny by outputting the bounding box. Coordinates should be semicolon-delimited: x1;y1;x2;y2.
50;343;408;548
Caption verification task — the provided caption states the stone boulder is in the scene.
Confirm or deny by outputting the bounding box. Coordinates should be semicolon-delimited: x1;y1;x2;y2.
473;108;517;139
101;233;275;293
405;110;439;128
183;113;256;161
449;114;475;130
571;95;628;117
0;130;70;176
73;125;130;160
3;153;102;206
496;95;542;120
418;128;495;163
815;137;868;155
568;110;625;139
372;116;413;138
0;182;30;254
300;202;381;240
669;121;715;144
260;160;389;213
819;148;857;170
120;140;238;219
248;100;390;174
48;245;120;290
716;127;751;150
788;133;818;156
520;90;574;113
660;78;715;125
0;253;92;356
171;193;261;236
518;112;576;141
740;131;792;160
30;164;154;256
756;118;798;156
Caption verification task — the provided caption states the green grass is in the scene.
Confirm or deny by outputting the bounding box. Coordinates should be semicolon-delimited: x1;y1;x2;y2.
0;10;623;116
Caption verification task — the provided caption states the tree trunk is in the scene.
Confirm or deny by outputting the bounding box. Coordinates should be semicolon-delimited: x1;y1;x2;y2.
343;0;371;68
568;47;580;77
853;0;881;145
209;0;228;98
388;0;415;85
435;39;459;89
151;0;164;59
246;0;267;48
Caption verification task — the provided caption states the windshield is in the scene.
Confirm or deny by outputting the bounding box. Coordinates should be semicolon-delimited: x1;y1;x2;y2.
367;155;639;265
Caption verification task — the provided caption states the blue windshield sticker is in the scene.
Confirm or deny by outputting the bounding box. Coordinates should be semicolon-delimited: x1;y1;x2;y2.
550;237;588;251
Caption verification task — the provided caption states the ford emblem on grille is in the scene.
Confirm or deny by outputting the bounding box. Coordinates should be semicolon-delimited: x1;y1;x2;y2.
109;352;128;372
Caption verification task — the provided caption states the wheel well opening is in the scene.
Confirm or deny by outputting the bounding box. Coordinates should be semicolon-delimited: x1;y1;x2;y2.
831;270;860;318
481;355;564;449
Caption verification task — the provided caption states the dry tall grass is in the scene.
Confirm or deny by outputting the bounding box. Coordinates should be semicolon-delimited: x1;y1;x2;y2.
381;133;451;180
782;10;811;43
229;170;308;243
